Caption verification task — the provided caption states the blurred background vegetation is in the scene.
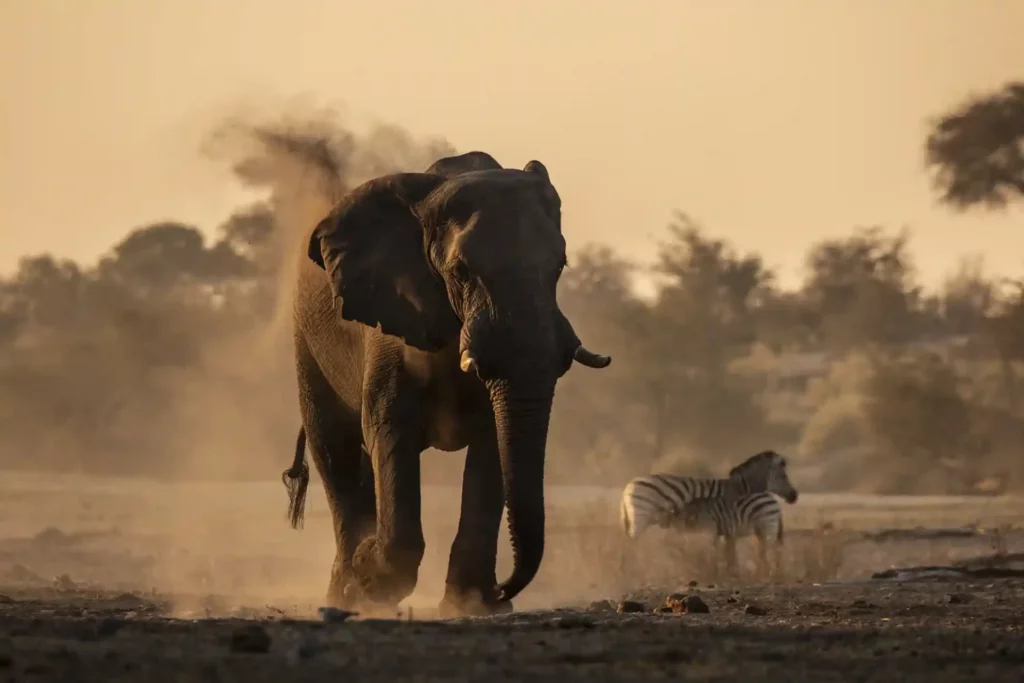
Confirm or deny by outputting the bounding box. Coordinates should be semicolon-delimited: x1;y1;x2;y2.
2;82;1024;495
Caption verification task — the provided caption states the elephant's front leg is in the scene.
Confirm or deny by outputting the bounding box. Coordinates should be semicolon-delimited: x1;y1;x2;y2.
349;389;426;608
439;411;510;618
325;445;377;607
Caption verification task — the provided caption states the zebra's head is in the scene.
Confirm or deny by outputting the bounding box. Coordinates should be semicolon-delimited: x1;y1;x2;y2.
728;450;798;503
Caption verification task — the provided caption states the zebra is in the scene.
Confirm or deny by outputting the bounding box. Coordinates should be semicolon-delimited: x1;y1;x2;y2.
674;491;786;580
619;450;797;539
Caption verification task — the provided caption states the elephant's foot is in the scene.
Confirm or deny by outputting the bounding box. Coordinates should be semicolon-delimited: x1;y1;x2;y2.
323;581;402;618
325;558;360;611
438;585;514;618
325;583;357;611
325;578;372;610
349;536;421;606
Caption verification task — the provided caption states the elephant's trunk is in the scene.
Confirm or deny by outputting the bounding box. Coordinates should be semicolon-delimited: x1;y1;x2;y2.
487;380;553;603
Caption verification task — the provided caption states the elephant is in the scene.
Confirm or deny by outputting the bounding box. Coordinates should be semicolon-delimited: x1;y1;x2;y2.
280;151;612;618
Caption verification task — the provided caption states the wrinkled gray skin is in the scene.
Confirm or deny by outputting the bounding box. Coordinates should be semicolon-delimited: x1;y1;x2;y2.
283;151;611;618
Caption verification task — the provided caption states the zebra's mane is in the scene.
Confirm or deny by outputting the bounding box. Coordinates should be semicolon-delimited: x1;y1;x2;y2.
727;450;782;478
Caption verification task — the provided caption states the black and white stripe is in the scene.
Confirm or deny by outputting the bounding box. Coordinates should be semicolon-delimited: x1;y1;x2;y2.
675;492;785;578
619;450;797;539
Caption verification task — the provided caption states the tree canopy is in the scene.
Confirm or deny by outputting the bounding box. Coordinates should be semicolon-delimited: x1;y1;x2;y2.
1;103;1023;494
925;81;1024;210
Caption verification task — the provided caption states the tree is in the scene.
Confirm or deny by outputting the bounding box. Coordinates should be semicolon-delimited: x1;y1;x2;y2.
639;214;774;466
862;351;980;494
654;212;774;356
925;81;1024;210
548;244;651;482
939;255;997;337
216;202;276;265
801;226;922;350
987;278;1024;413
4;255;89;331
97;221;253;294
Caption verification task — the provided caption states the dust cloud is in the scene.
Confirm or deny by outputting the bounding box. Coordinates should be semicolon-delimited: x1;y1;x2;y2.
0;102;473;614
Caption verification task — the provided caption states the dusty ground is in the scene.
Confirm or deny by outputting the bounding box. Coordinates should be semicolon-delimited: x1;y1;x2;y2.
1;471;1023;681
2;578;1024;681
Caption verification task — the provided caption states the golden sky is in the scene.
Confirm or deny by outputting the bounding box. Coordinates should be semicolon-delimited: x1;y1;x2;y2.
2;0;1023;291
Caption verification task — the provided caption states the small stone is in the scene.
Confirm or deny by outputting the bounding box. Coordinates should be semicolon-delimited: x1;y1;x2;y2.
616;600;646;614
851;599;873;608
683;595;710;614
587;599;614;612
688;580;698;588
317;606;357;623
655;606;673;614
744;604;768;616
946;592;974;604
726;597;739;604
664;593;688;613
229;624;271;654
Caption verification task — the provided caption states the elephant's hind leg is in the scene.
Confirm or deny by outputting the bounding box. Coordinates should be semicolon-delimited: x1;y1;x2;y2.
297;349;376;609
439;411;510;617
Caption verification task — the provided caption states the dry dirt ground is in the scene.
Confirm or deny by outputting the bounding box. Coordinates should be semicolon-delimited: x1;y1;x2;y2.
1;471;1023;682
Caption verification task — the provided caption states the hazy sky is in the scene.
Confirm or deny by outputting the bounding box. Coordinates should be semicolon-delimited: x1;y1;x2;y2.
2;0;1023;291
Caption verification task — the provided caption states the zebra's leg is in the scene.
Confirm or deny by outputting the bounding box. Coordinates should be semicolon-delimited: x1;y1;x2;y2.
710;533;722;580
724;535;738;579
755;532;770;582
770;541;784;582
772;518;785;583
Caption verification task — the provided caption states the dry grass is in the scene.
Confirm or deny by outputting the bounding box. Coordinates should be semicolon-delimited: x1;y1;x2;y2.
521;493;1024;608
0;470;1023;615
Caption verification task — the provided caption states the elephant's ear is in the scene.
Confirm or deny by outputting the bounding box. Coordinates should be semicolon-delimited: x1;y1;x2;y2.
308;173;460;352
523;160;549;180
426;151;503;177
524;160;562;230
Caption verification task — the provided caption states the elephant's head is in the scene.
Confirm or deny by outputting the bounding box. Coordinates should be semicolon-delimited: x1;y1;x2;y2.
307;152;611;604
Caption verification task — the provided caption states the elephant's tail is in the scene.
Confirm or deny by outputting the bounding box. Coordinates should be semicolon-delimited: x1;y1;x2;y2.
282;426;310;530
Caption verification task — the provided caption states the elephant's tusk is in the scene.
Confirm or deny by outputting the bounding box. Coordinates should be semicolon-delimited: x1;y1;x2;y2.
573;345;612;369
460;350;478;374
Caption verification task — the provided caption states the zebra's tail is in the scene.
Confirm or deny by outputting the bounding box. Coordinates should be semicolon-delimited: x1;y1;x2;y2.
620;482;640;538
